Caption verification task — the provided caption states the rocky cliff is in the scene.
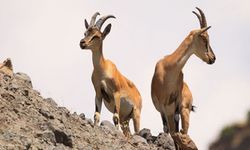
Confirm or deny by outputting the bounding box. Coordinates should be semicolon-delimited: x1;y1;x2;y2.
209;111;250;150
0;71;178;150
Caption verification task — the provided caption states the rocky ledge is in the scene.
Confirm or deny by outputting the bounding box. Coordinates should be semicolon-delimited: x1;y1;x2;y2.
0;72;178;150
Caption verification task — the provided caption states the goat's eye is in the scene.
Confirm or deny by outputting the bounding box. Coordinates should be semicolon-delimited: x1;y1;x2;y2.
204;40;209;52
91;35;98;40
202;36;208;43
84;31;88;36
200;36;209;51
205;42;208;49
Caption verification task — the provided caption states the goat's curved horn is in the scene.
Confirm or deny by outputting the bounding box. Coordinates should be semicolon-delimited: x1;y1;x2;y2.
192;11;202;28
90;12;100;26
196;7;207;28
95;15;116;29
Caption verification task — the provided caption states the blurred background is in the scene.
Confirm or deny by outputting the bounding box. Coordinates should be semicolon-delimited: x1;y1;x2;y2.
1;0;250;149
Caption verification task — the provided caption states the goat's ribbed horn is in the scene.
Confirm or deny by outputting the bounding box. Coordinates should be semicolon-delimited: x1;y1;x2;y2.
90;12;100;26
192;11;202;28
196;7;207;28
95;15;116;29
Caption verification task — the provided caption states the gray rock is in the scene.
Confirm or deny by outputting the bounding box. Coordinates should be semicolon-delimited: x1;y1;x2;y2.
100;120;123;137
14;72;32;88
39;108;55;119
20;136;32;148
86;118;94;127
79;113;85;120
100;120;116;131
0;71;180;150
58;107;70;116
53;144;67;150
154;133;176;150
131;135;148;145
36;130;56;144
44;98;57;107
139;128;152;140
1;92;15;101
53;129;73;148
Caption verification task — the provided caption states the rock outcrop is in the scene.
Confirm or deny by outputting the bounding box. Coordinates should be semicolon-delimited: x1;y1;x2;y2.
209;111;250;150
0;71;177;150
0;58;13;77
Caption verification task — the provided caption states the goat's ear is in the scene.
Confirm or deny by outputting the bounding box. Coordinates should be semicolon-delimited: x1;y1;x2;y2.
84;19;89;29
198;26;211;35
102;24;112;39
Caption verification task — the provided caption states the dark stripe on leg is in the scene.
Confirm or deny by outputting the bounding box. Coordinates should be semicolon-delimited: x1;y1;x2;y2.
113;107;119;126
175;107;180;132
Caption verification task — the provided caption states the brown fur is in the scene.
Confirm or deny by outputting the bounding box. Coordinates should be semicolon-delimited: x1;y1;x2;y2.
80;14;142;136
151;8;216;135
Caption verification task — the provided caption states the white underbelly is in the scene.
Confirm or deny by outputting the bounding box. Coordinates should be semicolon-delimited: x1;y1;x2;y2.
120;97;133;117
103;97;133;119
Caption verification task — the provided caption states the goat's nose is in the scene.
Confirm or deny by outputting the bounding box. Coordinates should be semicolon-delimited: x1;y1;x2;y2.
80;40;86;49
213;56;216;62
80;39;85;44
208;56;216;64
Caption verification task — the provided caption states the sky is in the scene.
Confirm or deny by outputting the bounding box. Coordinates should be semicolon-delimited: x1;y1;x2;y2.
1;0;250;149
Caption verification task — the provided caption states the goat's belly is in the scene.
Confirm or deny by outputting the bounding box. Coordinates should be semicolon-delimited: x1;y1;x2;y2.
120;97;133;119
103;97;133;119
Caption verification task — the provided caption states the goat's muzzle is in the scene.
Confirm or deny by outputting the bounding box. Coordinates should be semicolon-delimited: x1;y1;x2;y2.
80;40;86;49
206;45;216;64
208;56;216;64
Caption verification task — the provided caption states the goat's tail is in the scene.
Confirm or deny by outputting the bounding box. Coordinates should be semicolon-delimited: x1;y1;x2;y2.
191;105;197;112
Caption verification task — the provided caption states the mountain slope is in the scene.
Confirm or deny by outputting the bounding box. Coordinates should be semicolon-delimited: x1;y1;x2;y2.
0;72;176;150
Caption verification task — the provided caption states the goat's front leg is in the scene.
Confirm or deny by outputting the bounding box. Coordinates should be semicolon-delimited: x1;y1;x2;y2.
167;114;177;135
94;95;103;126
113;92;120;129
161;113;169;133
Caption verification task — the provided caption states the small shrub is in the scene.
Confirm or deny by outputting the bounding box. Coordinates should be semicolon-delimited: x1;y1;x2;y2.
247;110;250;124
220;125;235;139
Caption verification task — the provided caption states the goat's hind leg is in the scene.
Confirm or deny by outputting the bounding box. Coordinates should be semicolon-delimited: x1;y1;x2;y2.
180;106;190;134
121;120;131;137
132;108;141;134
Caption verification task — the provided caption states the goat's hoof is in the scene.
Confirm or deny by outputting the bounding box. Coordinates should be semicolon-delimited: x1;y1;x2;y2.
115;125;120;130
113;113;119;123
180;129;187;134
163;125;169;133
124;131;131;138
94;112;100;125
94;121;99;126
